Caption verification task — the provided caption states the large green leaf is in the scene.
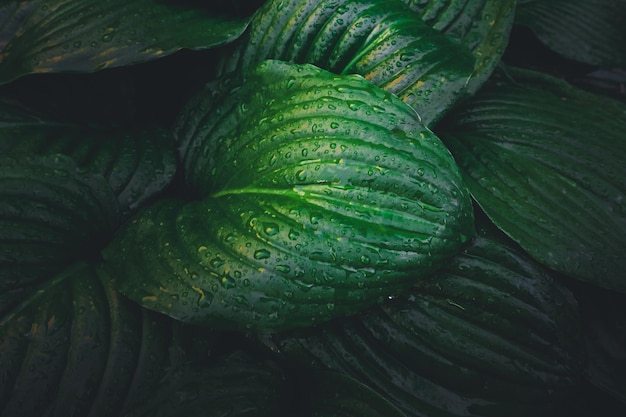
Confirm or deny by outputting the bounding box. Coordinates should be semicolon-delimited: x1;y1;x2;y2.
217;0;475;127
437;67;626;293
515;0;626;67
259;231;584;417
0;261;220;417
401;0;517;96
102;59;474;332
0;0;252;84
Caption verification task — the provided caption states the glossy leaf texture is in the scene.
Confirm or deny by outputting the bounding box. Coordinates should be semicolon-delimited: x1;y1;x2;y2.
102;59;475;332
0;101;177;219
259;231;585;417
122;350;291;417
0;261;220;417
400;0;517;95
0;153;119;293
436;67;626;293
515;0;626;67
217;0;475;127
0;0;252;84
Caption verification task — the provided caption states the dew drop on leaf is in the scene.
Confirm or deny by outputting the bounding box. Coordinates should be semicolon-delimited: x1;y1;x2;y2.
263;222;279;236
254;249;271;260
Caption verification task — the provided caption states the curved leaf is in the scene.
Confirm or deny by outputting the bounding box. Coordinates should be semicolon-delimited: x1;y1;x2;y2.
0;154;119;292
217;0;475;126
260;233;584;417
0;261;220;417
102;60;474;332
515;0;626;67
437;66;626;293
0;100;177;219
0;0;252;84
401;0;517;96
122;350;290;417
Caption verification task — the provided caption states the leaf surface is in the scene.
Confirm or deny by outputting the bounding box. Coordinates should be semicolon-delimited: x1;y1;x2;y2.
437;67;626;292
515;0;626;67
103;60;474;332
0;0;251;83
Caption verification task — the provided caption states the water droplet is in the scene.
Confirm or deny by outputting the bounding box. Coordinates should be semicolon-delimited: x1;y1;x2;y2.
254;249;271;260
73;41;82;48
296;170;307;181
288;229;300;240
360;255;371;264
330;122;339;129
275;264;291;273
102;33;113;42
210;256;225;268
263;222;279;236
326;303;335;311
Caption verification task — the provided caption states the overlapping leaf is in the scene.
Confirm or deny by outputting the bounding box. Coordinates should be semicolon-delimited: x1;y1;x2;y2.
260;232;584;417
515;0;626;67
0;153;119;292
102;59;474;332
0;100;177;219
437;67;626;293
217;0;476;126
0;0;252;84
0;262;219;417
401;0;517;95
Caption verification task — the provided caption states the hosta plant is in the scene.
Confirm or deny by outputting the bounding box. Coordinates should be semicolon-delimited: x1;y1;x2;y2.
1;0;625;416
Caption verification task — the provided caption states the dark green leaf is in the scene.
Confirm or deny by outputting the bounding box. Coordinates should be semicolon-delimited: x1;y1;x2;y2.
260;233;584;417
0;261;220;417
0;100;177;219
437;66;626;293
122;350;290;417
102;59;474;332
0;0;251;84
0;153;119;292
401;0;517;96
218;0;476;126
515;0;626;67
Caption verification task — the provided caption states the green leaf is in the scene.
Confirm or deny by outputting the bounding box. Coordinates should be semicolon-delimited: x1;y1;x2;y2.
217;0;476;127
0;100;177;219
102;59;474;332
260;233;584;417
0;261;220;417
437;66;626;293
301;370;407;417
515;0;626;67
0;0;252;84
0;153;119;292
400;0;517;96
122;350;290;417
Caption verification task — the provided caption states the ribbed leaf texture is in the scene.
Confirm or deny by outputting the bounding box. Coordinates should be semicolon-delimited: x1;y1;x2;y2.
102;59;474;332
217;0;476;126
0;0;252;84
0;262;219;417
515;0;626;67
259;231;585;417
437;67;626;293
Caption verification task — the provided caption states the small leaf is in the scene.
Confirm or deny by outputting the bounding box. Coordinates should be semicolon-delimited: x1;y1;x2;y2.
0;0;252;84
437;66;626;293
515;0;626;67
